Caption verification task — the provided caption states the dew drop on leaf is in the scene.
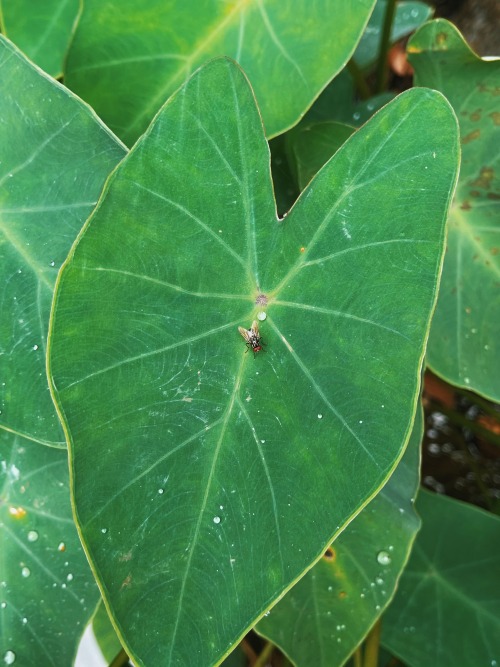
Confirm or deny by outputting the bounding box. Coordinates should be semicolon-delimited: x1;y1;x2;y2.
213;516;221;524
21;567;30;578
3;650;16;664
377;551;391;566
27;531;38;542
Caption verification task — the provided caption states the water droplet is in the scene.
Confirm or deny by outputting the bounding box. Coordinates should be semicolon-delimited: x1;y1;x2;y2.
219;505;224;510
260;439;265;444
21;567;30;578
22;618;27;625
158;488;164;494
1;602;6;609
27;531;39;542
257;311;267;321
377;551;391;566
50;261;55;267
213;516;221;524
375;576;384;585
4;650;16;665
32;344;39;351
57;543;65;552
317;414;323;419
66;574;73;582
101;528;108;534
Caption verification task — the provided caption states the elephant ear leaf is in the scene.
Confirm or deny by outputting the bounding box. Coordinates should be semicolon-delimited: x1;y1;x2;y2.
48;58;459;667
408;19;500;400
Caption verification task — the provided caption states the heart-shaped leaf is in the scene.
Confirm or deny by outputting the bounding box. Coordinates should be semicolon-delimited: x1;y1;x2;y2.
382;489;500;666
64;0;377;145
255;409;422;666
48;59;459;666
0;35;126;448
0;34;126;665
408;19;500;401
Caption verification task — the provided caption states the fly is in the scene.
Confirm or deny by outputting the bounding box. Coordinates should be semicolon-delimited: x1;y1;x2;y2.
238;320;265;357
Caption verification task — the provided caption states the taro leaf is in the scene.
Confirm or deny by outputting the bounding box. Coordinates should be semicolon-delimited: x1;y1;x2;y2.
287;122;356;191
64;0;376;146
408;19;500;401
255;409;422;667
47;58;459;667
353;0;432;69
0;35;126;448
0;34;124;666
0;0;79;77
302;68;395;128
0;430;100;666
382;489;500;666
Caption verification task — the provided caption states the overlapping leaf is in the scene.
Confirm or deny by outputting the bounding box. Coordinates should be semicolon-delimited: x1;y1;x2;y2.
48;59;459;666
64;0;376;145
382;490;500;666
0;35;126;448
256;411;422;667
408;19;500;400
0;432;100;666
0;0;79;77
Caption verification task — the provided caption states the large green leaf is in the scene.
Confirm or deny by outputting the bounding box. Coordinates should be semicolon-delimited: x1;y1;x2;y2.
0;35;126;448
382;489;500;666
48;59;459;666
408;19;500;401
255;409;422;667
64;0;377;146
0;0;79;77
0;431;100;666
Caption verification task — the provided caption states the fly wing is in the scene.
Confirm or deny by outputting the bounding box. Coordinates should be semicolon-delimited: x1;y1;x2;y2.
238;326;251;342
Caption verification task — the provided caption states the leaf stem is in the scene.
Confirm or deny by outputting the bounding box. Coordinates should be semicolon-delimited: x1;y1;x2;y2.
362;619;381;667
375;0;397;93
346;59;372;100
254;640;275;667
108;648;130;667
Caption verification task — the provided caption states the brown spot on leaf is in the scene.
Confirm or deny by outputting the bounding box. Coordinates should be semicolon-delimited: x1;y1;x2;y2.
471;167;494;190
323;546;336;562
462;129;481;144
491;248;499;256
490;112;500;126
436;31;448;47
487;192;500;200
470;109;482;122
460;200;471;211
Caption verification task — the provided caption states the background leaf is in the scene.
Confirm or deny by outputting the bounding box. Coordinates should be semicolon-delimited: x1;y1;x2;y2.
64;0;377;145
286;121;355;191
408;19;500;401
0;431;100;667
255;409;422;667
0;0;79;77
0;35;126;448
48;59;459;667
382;489;500;667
